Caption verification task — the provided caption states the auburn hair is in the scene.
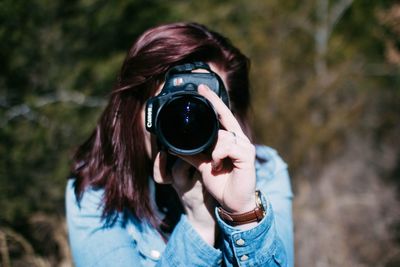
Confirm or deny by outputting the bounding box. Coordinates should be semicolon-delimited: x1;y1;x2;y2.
71;22;252;225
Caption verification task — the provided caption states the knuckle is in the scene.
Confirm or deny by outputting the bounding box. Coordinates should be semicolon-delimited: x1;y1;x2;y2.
211;149;220;161
218;129;229;139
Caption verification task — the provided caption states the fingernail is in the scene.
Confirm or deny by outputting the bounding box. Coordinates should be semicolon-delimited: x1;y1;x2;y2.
198;84;210;92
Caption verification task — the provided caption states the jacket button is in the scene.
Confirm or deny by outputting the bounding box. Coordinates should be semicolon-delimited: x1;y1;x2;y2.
236;238;245;246
240;255;249;261
150;249;161;259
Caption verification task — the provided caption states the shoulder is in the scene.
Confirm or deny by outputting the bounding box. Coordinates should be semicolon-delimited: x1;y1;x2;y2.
255;145;288;178
65;180;135;266
254;145;293;197
65;179;106;223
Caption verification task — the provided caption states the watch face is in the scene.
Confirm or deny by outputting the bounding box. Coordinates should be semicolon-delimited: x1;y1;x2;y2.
255;190;267;217
255;190;262;207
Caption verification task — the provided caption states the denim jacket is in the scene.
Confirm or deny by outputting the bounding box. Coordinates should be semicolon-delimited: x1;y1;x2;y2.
66;145;294;267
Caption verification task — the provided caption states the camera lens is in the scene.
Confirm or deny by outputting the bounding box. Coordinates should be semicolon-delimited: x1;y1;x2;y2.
158;95;218;154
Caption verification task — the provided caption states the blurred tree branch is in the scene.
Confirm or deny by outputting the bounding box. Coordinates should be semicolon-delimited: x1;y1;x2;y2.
287;0;354;86
0;229;11;267
2;91;105;126
315;0;353;85
329;0;354;29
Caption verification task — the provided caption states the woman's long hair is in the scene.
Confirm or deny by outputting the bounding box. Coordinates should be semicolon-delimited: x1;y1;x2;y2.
71;22;252;225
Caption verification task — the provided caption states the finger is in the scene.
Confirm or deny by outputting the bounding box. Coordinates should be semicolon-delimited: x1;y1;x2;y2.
211;130;255;170
179;130;253;173
209;130;236;171
153;151;172;184
178;153;212;174
198;84;248;140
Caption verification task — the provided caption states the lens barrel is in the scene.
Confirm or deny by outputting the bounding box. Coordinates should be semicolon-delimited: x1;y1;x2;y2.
157;94;218;155
145;62;229;155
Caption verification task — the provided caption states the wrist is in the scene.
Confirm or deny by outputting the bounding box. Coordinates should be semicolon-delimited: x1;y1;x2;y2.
224;195;257;214
218;190;266;227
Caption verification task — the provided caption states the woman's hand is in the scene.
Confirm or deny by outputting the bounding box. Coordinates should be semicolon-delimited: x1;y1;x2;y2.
180;84;257;214
153;152;218;245
152;84;257;242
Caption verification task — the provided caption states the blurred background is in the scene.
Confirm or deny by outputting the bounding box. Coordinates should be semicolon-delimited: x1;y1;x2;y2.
1;0;399;266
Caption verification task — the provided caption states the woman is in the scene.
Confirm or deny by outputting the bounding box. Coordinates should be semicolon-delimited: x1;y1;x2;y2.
66;22;293;267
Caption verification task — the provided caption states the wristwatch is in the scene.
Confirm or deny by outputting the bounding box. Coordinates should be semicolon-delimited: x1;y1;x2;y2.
217;190;267;226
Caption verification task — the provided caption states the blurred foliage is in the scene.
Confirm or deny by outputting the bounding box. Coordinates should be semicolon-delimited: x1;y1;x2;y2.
0;0;399;266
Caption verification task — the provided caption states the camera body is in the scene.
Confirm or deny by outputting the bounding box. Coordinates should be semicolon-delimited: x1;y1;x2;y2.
145;62;230;155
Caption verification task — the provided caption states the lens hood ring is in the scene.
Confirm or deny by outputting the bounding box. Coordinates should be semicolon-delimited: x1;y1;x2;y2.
155;94;219;155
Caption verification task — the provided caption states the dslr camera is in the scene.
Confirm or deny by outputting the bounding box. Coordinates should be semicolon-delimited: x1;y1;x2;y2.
145;62;230;155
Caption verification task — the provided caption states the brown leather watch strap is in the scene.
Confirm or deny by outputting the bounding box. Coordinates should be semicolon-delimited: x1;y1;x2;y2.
217;190;266;226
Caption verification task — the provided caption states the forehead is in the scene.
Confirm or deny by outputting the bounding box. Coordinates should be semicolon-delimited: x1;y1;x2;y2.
198;63;228;91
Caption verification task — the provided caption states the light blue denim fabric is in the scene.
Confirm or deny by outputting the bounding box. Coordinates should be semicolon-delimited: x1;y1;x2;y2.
66;145;294;267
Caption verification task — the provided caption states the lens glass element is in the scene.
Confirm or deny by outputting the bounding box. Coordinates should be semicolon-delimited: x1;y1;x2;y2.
158;95;217;152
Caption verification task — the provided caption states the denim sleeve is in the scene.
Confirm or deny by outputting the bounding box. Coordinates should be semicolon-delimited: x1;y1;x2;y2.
215;145;294;267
